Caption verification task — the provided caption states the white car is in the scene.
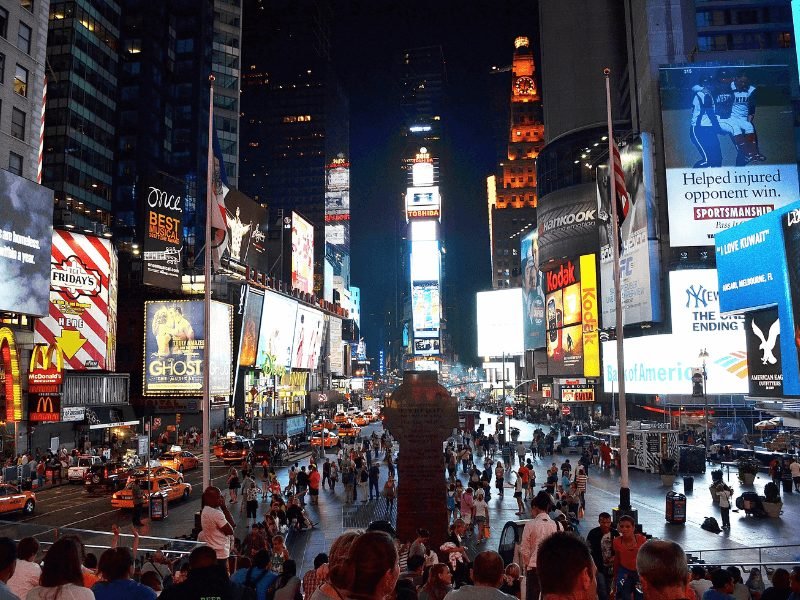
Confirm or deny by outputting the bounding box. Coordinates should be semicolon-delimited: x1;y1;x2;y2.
67;456;102;482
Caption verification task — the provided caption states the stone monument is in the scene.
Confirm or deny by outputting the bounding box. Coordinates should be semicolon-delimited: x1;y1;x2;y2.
382;370;458;545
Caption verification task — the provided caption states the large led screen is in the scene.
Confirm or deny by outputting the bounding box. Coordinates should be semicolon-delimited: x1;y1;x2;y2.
256;291;298;372
237;287;264;367
715;200;800;395
412;281;440;339
328;316;344;375
669;269;745;336
144;300;204;395
660;64;798;246
405;186;441;220
0;171;54;316
209;301;233;395
410;241;440;281
521;230;546;350
596;134;662;327
292;306;325;370
291;212;314;294
224;190;269;272
476;288;524;357
602;334;748;395
141;176;183;290
35;231;117;370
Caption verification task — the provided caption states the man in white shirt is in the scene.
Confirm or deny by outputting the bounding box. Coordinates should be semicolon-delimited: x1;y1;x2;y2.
200;486;235;569
689;566;713;599
789;458;800;492
520;491;559;600
7;537;40;600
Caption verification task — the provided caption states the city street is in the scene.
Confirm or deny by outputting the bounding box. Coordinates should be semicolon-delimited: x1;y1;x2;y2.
0;412;798;573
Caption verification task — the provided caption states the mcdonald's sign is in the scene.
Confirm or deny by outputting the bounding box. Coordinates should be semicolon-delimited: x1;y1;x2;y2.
28;344;64;394
28;394;61;422
0;327;22;422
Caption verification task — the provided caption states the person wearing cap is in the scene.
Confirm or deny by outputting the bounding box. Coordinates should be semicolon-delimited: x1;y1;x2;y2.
520;491;559;600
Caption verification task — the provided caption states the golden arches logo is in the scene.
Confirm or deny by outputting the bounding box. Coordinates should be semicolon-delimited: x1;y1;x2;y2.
28;343;64;392
36;396;55;414
0;327;22;422
30;343;64;373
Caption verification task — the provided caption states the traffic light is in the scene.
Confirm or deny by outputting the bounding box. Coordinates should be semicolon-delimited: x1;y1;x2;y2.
691;369;704;397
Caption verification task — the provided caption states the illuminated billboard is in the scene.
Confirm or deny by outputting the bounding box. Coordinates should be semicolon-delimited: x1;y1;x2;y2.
669;269;745;336
237;287;264;367
141;176;183;290
596;134;662;327
35;231;118;370
602;334;748;395
224;190;268;272
476;288;524;357
715;200;800;395
256;290;298;373
412;162;434;187
292;306;325;370
328;316;343;375
143;300;231;396
659;64;798;246
325;155;350;289
412;281;440;338
543;255;600;377
0;170;54;316
405;186;441;221
410;241;440;281
414;337;440;356
537;183;598;264
521;230;546;350
291;212;314;294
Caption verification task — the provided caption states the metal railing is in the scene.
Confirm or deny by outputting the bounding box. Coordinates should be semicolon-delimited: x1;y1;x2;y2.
0;520;202;559
687;543;800;571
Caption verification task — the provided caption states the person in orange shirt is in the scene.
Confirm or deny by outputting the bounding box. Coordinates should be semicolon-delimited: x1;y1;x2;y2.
309;465;321;505
612;516;646;600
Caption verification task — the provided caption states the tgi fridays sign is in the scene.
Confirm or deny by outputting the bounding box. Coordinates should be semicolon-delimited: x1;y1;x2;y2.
34;231;118;370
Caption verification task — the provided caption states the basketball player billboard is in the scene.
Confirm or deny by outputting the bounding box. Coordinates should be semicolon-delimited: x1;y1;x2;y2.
596;134;662;328
223;189;269;273
659;63;798;247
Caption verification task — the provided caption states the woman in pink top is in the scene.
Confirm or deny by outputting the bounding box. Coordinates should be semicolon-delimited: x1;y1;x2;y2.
460;487;475;537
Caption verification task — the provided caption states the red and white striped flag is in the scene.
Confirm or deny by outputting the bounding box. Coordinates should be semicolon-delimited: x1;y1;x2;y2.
611;143;629;229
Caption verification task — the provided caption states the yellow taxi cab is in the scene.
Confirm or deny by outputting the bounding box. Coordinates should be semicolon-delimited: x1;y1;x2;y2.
352;413;369;427
156;447;199;472
311;419;336;432
310;429;340;448
333;412;349;424
128;466;184;483
0;484;35;516
337;421;361;440
111;477;191;509
363;410;376;423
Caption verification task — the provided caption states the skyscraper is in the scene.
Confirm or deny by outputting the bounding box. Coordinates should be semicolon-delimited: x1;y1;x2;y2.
0;0;49;179
239;0;349;296
489;36;543;289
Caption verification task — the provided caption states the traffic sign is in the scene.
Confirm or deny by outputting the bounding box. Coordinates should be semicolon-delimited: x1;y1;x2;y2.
504;406;514;416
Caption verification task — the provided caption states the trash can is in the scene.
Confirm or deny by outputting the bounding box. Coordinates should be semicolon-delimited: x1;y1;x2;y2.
665;491;687;523
150;493;168;521
683;476;694;494
782;477;793;494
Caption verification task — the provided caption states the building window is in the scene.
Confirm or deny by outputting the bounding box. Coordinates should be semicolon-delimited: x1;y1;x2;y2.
11;107;25;140
17;22;31;53
0;7;7;38
14;64;28;97
0;53;4;84
8;152;22;176
20;0;33;12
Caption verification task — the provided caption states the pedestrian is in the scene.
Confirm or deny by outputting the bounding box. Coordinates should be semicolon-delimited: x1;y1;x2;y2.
26;538;95;600
242;472;260;527
199;486;235;571
586;512;618;600
716;483;733;530
612;515;646;600
575;466;588;512
92;546;157;600
383;475;397;512
296;466;309;506
358;465;369;503
473;491;490;543
369;463;380;501
342;463;355;504
517;441;526;465
329;459;339;491
309;464;321;505
460;487;475;537
537;533;596;600
519;492;559;600
419;563;452;600
636;539;690;600
790;457;800;493
512;471;525;515
495;461;505;498
322;459;332;490
130;479;145;527
227;466;240;503
518;462;531;502
7;537;41;600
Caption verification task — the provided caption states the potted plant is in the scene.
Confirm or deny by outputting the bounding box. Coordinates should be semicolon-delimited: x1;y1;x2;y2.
763;481;782;518
737;457;760;486
660;457;677;486
709;469;725;503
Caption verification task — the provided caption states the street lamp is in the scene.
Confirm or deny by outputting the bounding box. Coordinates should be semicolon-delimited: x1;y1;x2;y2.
699;347;710;455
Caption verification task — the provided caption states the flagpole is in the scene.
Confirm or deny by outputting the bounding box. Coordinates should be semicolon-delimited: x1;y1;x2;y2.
203;75;215;493
604;68;631;510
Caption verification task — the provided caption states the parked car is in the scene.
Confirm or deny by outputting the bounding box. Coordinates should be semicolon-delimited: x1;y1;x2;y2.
556;434;602;455
68;456;102;483
0;485;35;516
111;477;191;509
222;439;253;465
84;462;131;492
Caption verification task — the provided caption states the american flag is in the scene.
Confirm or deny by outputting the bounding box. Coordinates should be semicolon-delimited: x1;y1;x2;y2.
611;142;630;229
210;123;229;268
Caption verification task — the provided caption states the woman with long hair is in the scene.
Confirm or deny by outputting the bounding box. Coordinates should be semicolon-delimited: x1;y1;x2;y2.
310;531;361;600
92;546;156;599
418;564;452;600
272;559;302;600
341;531;399;600
26;538;94;600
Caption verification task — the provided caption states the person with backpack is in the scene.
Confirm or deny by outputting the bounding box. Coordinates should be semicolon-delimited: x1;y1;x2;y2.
231;550;277;599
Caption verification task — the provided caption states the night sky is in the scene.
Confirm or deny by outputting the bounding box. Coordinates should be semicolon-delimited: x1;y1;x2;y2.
332;1;539;366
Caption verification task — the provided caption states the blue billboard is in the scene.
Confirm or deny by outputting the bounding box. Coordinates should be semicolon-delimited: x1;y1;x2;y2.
715;200;800;395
